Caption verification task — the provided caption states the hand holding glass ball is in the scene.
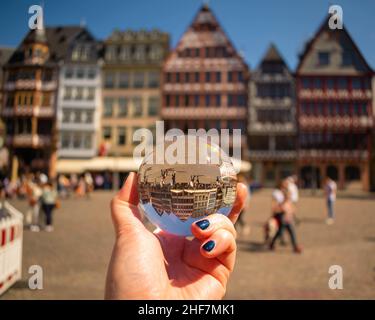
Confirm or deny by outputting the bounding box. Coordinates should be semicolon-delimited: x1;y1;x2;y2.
105;138;248;299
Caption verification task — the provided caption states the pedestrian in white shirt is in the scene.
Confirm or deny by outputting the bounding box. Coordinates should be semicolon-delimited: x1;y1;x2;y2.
325;177;337;225
287;175;300;224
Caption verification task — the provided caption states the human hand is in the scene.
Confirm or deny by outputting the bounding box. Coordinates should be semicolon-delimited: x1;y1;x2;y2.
105;172;248;299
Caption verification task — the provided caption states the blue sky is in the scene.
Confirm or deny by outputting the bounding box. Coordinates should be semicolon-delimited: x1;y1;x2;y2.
1;0;374;70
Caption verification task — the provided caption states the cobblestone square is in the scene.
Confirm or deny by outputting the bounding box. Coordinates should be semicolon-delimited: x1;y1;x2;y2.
1;189;375;299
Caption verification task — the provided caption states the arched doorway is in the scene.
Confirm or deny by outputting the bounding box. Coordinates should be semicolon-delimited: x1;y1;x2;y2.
326;165;338;181
300;166;321;189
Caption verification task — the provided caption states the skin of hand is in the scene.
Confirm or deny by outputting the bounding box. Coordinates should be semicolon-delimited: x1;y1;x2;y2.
105;172;248;300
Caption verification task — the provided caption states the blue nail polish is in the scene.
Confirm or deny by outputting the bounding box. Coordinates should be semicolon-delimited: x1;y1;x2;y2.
203;240;215;252
196;219;210;230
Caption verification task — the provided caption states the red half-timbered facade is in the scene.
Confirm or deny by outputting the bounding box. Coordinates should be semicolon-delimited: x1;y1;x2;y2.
161;4;249;156
296;17;373;190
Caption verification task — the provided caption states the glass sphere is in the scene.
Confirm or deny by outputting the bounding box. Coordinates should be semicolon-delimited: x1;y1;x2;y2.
137;136;237;236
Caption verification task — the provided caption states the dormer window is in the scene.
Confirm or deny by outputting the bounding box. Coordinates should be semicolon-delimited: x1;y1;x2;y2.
72;45;90;61
318;51;330;66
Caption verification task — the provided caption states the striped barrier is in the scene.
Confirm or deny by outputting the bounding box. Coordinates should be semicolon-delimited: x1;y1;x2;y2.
0;202;23;296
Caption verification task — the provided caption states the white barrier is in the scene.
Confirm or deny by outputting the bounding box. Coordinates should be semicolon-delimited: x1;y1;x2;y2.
0;201;23;296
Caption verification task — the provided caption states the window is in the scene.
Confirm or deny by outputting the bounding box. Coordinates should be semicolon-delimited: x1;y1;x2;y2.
64;87;73;100
132;97;142;116
87;68;96;79
6;94;14;107
194;72;200;82
61;133;70;148
352;78;362;90
165;94;171;107
238;94;246;106
73;133;81;149
194;48;200;57
134;45;146;61
118;98;128;117
328;103;335;116
318;51;330;65
166;73;172;83
85;111;93;123
238;72;243;82
205;94;210;106
215;94;221;107
41;93;51;106
42;70;52;81
313;78;322;89
194;94;199;107
103;127;112;140
148;97;159;116
148;72;159;88
105;45;117;61
215;72;221;83
117;127;127;145
184;95;189;106
302;78;310;89
119;45;131;61
87;87;95;100
227;94;234;106
175;73;180;83
338;78;347;90
103;98;114;117
227;71;233;82
65;68;74;78
119;72;130;88
83;133;92;149
149;44;163;61
75;87;84;100
327;78;335;90
134;72;144;88
104;72;115;88
74;110;82;123
342;103;350;115
205;72;211;82
76;68;85;79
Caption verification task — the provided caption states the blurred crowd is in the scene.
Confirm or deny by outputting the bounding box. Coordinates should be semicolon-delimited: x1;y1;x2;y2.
236;174;338;255
0;171;116;232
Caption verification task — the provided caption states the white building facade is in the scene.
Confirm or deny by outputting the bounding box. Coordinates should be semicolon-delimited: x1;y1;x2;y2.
56;28;101;159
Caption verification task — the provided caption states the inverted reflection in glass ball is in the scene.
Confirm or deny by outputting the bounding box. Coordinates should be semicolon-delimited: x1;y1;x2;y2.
138;137;237;236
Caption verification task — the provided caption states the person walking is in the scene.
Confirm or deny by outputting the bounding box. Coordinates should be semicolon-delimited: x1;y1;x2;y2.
84;172;94;198
41;181;58;232
26;174;43;232
324;177;337;225
269;179;302;254
287;175;300;225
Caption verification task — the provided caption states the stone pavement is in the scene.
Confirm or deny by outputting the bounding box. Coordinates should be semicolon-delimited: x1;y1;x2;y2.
1;189;375;299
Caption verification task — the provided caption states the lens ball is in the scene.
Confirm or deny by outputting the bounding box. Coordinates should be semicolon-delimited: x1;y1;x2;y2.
138;136;237;236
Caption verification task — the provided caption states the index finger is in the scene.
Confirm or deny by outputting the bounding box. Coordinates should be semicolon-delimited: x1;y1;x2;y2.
227;183;248;224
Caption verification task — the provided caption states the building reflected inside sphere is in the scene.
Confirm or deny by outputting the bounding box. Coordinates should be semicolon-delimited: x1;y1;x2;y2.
138;138;237;236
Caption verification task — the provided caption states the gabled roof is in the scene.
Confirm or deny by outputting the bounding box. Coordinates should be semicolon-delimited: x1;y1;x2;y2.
296;15;373;74
6;26;91;66
0;47;14;66
166;4;248;70
262;43;284;62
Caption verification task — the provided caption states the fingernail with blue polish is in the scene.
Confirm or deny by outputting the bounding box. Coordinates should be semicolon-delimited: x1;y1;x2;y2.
196;219;210;230
203;240;215;252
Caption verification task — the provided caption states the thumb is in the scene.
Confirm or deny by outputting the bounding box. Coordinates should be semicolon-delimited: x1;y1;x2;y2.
110;172;145;236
